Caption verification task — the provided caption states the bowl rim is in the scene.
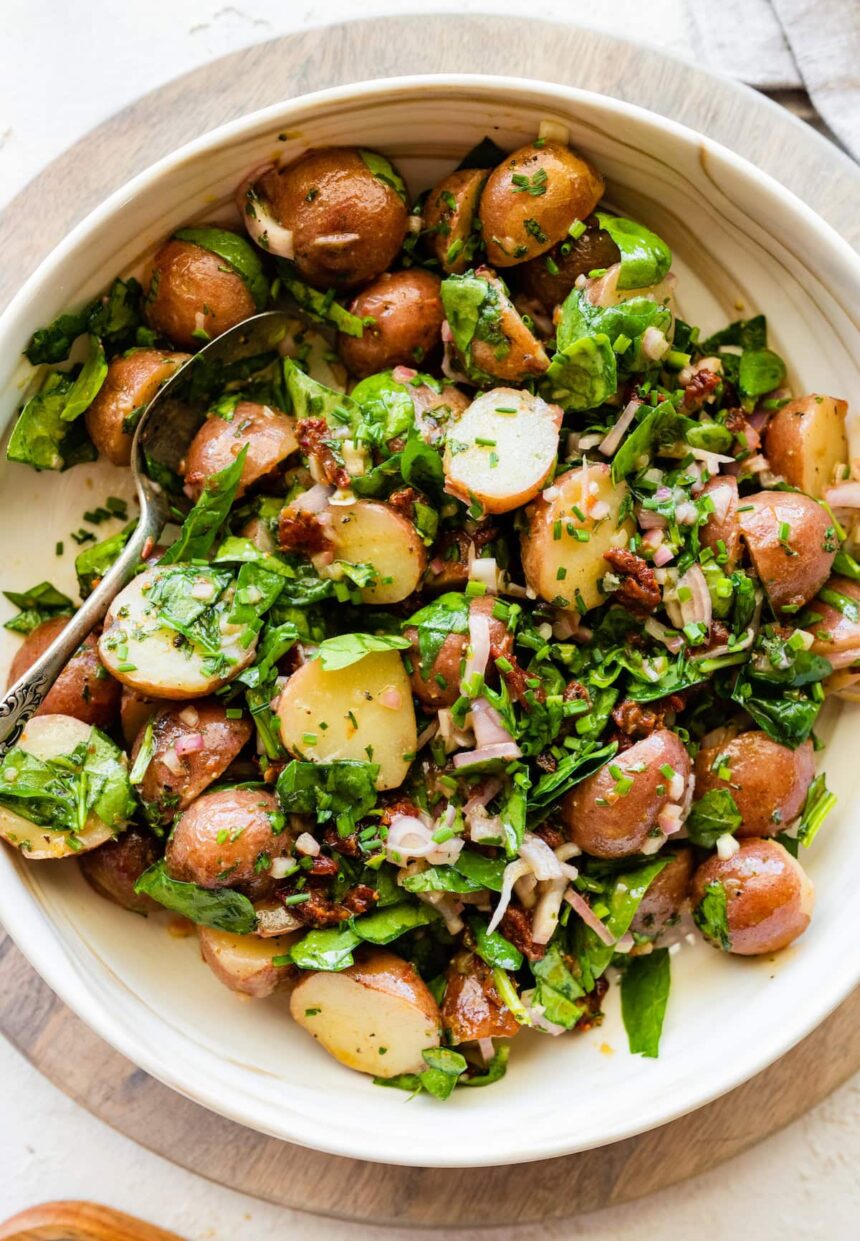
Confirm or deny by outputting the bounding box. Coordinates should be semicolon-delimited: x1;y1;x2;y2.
1;72;859;1168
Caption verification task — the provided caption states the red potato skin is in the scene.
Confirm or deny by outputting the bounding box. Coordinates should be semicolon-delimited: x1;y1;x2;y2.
258;148;408;289
807;576;860;659
337;270;444;378
84;349;190;466
515;216;620;311
404;594;514;708
698;475;742;570
183;401;298;500
692;838;814;955
120;687;165;747
7;617;120;730
130;700;253;823
165;787;292;898
738;490;836;611
144;238;256;350
441;951;520;1043
79;828;161;914
562;729;691;858
630;848;694;936
694;732;816;838
422;168;487;274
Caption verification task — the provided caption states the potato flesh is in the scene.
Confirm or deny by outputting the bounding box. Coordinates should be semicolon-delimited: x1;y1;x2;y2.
312;501;425;605
99;569;256;699
443;388;562;514
277;650;416;790
198;927;298;998
290;966;441;1077
521;462;634;611
0;715;124;859
764;394;848;498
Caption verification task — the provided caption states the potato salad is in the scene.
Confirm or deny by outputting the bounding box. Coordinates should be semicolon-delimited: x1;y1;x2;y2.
2;128;856;1096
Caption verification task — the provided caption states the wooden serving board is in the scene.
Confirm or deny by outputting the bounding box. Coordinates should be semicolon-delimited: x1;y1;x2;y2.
0;14;858;1228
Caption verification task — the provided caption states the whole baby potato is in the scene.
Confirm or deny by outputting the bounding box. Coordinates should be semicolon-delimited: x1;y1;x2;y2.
183;401;298;499
290;948;442;1077
257;147;408;288
520;462;635;613
404;594;513;708
79;827;161;914
764;394;848;499
480;140;605;268
423;168;487;274
131;699;253;823
144;237;256;349
691;838;814;956
630;847;694;937
561;729;691;858
338;270;444;378
738;490;836;612
8;617;120;730
85;349;190;466
698;475;742;570
515;215;620;310
694;731;815;837
165;787;291;897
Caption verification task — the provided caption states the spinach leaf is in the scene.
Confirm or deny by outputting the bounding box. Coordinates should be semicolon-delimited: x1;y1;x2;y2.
796;773;837;847
375;1046;470;1099
453;849;506;892
174;227;269;311
621;947;671;1057
402;866;485;894
685;788;742;848
350;372;416;447
7;373;93;471
213;536;336;606
25;277;144;364
228;562;284;642
315;632;411;672
469;917;523;970
731;663;824;749
275;266;366;337
236;621;299;690
457;1042;510;1086
401;431;445;502
530;940;588;1029
3;580;73;635
610;400;686;483
440;272;492;355
739;348;786;400
700;315;767;353
693;879;730;950
596;213;672;289
276;760;379;835
60;335;109;422
358;150;407;202
542;333;617;412
456;136;506;171
289;925;361;971
527;740;619;813
145;565;233;656
555;287;672;369
353;902;437;944
283;357;357;427
160;447;247;564
573;857;669;989
405;592;470;675
75;523;134;598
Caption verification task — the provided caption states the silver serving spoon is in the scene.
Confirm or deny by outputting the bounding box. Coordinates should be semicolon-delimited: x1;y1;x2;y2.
0;310;293;753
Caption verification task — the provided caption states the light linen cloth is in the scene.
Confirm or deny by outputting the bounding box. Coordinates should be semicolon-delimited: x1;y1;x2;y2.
689;0;859;159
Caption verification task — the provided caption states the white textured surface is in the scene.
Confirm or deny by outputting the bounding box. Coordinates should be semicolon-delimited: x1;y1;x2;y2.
0;1;857;1236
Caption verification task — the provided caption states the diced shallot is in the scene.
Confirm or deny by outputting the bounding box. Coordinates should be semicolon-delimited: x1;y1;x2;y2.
664;563;712;631
178;706;199;727
519;833;564;881
716;832;741;860
564;888;615;945
453;741;522;768
531;878;568;945
174;732;204;756
657;802;684;836
470;698;515;749
461;611;492;690
824;482;860;508
385;813;463;867
295;832;320;857
487;859;532;935
392;365;418;383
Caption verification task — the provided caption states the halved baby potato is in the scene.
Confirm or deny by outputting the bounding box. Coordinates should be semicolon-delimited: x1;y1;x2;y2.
290;948;442;1078
423;168;487;274
694;731;815;838
277;649;416;790
698;475;742;570
443;388;562;514
520;462;634;612
183;401;298;500
8;617;120;730
85;349;190;467
0;714;130;859
198;925;299;998
764;394;848;498
738;490;836;612
312;500;426;605
99;567;257;699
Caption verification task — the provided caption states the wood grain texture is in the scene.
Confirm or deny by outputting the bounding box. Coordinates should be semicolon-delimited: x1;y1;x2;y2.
0;12;857;318
1;932;857;1227
0;15;857;1227
0;1201;184;1241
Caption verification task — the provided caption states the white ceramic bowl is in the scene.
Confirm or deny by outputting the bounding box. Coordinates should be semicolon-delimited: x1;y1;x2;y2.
0;76;858;1169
